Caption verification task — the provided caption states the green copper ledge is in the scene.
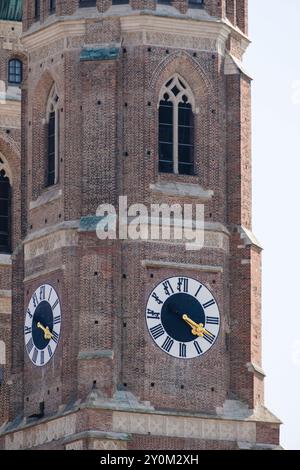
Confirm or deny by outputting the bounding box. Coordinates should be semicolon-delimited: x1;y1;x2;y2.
79;215;105;232
80;46;120;62
0;0;22;21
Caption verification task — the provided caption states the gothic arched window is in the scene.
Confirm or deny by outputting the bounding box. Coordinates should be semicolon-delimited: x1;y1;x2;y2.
158;76;195;175
46;85;59;187
8;59;22;85
0;168;11;253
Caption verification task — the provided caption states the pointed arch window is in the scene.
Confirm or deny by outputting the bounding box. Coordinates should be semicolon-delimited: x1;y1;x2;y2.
0;166;11;254
46;85;59;187
158;76;195;175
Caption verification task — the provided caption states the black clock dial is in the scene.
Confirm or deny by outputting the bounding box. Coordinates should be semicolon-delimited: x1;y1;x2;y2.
32;301;54;350
161;293;205;343
146;276;220;359
24;284;61;366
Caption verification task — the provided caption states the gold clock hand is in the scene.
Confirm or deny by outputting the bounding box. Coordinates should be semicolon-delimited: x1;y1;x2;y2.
182;314;213;338
37;322;53;340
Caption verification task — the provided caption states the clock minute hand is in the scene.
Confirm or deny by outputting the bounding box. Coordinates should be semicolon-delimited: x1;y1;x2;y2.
182;314;213;338
37;322;53;340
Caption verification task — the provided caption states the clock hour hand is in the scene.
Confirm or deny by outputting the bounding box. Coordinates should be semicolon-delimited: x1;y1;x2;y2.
37;322;53;340
182;314;213;338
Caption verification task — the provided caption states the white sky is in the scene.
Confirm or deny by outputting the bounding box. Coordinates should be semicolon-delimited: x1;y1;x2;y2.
245;0;300;450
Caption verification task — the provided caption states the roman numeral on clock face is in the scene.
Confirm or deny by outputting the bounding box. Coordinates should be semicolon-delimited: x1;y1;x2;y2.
203;299;216;309
47;344;53;358
179;343;187;358
177;277;189;293
48;287;53;302
206;316;219;325
52;298;59;311
147;309;160;320
26;308;32;319
39;285;46;301
194;341;202;355
24;325;32;335
32;347;39;364
152;292;163;305
162;280;174;296
32;293;39;308
26;337;34;355
194;285;202;297
162;336;174;353
52;331;59;344
150;324;165;340
40;350;44;366
53;315;61;325
203;331;215;344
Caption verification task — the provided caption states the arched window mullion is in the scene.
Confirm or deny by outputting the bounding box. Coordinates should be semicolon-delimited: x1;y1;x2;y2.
54;106;59;185
173;100;179;175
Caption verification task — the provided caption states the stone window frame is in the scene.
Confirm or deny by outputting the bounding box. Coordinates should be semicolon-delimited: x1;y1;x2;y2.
46;84;60;187
158;74;196;176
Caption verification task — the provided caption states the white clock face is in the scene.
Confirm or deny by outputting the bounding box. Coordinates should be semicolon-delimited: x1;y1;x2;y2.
146;276;220;359
24;284;61;366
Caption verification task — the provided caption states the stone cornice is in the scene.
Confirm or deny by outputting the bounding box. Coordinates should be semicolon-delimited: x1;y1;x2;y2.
22;19;86;51
22;12;249;57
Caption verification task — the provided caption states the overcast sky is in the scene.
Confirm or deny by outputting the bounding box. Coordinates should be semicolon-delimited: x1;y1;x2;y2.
245;0;300;450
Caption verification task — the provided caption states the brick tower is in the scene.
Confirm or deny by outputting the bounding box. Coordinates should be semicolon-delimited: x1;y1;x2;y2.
0;0;281;450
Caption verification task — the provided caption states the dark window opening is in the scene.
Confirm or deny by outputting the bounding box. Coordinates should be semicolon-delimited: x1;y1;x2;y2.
112;0;129;4
8;59;22;85
35;0;40;19
189;0;204;8
0;171;11;254
178;101;194;175
159;96;173;174
79;0;96;7
47;111;56;186
49;0;56;13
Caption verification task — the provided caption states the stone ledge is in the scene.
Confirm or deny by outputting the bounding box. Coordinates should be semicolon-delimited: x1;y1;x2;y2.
63;430;130;445
246;362;266;379
0;254;11;266
23;265;66;284
142;259;223;273
78;350;114;360
29;187;62;210
0;392;281;450
24;220;80;244
239;225;263;251
150;181;214;201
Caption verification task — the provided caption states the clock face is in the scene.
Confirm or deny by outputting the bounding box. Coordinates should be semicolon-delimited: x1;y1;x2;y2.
24;284;61;367
146;276;220;359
